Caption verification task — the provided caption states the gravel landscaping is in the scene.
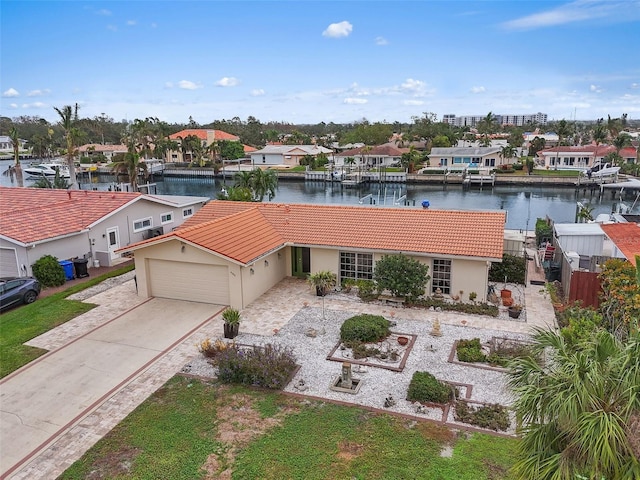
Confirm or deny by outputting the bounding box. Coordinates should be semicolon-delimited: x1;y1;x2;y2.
182;304;531;434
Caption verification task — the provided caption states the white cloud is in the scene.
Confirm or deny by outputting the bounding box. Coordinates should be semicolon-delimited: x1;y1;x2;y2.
400;78;427;96
107;24;117;32
165;82;174;88
631;83;639;89
590;84;603;93
250;89;265;96
322;21;353;38
96;9;111;16
21;102;47;109
215;77;239;87
501;0;639;31
403;100;424;106
9;103;18;109
470;86;486;94
27;89;50;97
343;97;368;104
178;80;202;90
2;88;19;97
375;36;388;46
127;20;137;26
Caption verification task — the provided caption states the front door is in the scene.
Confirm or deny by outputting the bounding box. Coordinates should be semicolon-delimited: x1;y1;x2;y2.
292;247;310;278
106;227;120;260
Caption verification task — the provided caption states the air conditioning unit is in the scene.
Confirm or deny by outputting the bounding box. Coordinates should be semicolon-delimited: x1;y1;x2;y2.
144;227;163;239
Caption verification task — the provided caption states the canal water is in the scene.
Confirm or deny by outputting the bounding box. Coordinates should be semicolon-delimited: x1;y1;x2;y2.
2;159;636;231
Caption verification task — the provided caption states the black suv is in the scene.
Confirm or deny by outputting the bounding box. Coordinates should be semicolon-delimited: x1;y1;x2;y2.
0;277;41;312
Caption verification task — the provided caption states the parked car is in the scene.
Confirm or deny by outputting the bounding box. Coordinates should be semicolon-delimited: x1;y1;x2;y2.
0;277;41;312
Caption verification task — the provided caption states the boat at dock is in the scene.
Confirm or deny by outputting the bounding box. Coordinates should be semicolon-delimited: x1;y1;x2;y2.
23;162;70;178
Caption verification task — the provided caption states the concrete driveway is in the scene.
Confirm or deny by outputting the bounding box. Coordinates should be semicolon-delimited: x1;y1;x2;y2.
0;298;222;479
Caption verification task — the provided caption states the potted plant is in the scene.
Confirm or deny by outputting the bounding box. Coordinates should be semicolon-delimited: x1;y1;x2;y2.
222;307;241;339
307;270;337;297
508;304;523;319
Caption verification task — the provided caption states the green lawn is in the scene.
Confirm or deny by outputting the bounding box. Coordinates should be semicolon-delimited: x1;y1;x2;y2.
0;265;134;378
60;377;519;480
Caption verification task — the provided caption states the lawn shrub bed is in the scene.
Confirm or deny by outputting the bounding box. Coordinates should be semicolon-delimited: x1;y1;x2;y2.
340;314;390;343
413;298;499;317
213;343;297;389
407;371;454;404
32;254;66;287
454;400;510;431
456;338;486;363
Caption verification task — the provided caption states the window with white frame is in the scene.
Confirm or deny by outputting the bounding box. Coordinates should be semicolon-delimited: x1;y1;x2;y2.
182;207;193;218
431;258;452;294
133;217;152;232
340;251;373;280
160;212;174;225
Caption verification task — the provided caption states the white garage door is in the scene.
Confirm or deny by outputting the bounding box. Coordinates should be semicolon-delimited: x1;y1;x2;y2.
148;259;229;305
0;248;19;277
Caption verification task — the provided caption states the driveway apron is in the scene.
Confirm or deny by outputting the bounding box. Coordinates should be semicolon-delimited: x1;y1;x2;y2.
0;298;220;478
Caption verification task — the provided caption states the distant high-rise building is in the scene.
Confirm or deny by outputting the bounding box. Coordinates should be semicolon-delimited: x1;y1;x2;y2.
442;112;547;127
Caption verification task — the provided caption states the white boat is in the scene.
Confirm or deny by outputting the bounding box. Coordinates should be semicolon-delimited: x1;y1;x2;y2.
24;162;70;178
141;158;164;175
582;162;621;179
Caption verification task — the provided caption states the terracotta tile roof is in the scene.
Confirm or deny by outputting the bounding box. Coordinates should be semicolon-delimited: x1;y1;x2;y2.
243;145;257;153
538;145;616;155
141;201;505;264
168;129;239;142
339;145;404;157
0;187;140;245
600;223;640;266
77;144;128;153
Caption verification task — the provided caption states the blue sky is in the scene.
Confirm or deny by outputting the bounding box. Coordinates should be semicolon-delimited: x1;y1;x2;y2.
1;0;639;125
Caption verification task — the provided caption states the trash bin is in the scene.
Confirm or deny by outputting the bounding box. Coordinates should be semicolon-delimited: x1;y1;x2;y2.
73;258;89;278
59;260;74;281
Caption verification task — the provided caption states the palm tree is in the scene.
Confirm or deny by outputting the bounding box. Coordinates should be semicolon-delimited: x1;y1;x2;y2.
54;104;80;189
33;167;69;189
592;120;608;167
251;168;277;201
477;112;497;146
8;127;23;187
613;133;632;164
500;145;517;167
508;328;640;480
553;119;573;169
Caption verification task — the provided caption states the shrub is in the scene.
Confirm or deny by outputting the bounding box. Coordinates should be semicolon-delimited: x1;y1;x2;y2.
31;254;66;287
489;254;526;285
414;297;499;317
456;338;486;363
454;401;510;431
199;338;235;358
356;279;378;301
222;307;241;325
512;163;524;171
213;343;297;390
407;371;453;404
373;253;430;301
340;314;390;343
560;307;605;348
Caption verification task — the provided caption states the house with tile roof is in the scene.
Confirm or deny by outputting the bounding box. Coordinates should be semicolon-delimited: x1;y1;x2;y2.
334;144;404;168
536;145;638;170
0;187;209;278
121;201;506;310
249;145;333;168
427;147;507;169
167;129;241;163
600;223;640;266
76;144;128;161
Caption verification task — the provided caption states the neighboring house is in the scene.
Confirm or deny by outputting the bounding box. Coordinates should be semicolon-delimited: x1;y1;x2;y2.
600;223;640;266
0;187;209;277
334;144;403;168
427;147;506;168
121;201;506;310
0;135;28;159
167;129;240;163
249;145;333;168
536;145;638;170
77;144;128;161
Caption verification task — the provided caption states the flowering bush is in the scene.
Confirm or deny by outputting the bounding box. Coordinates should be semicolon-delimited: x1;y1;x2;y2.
213;343;297;390
599;259;640;337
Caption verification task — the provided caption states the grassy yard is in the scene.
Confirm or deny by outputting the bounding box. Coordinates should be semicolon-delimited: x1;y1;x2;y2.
60;376;518;480
0;265;134;378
